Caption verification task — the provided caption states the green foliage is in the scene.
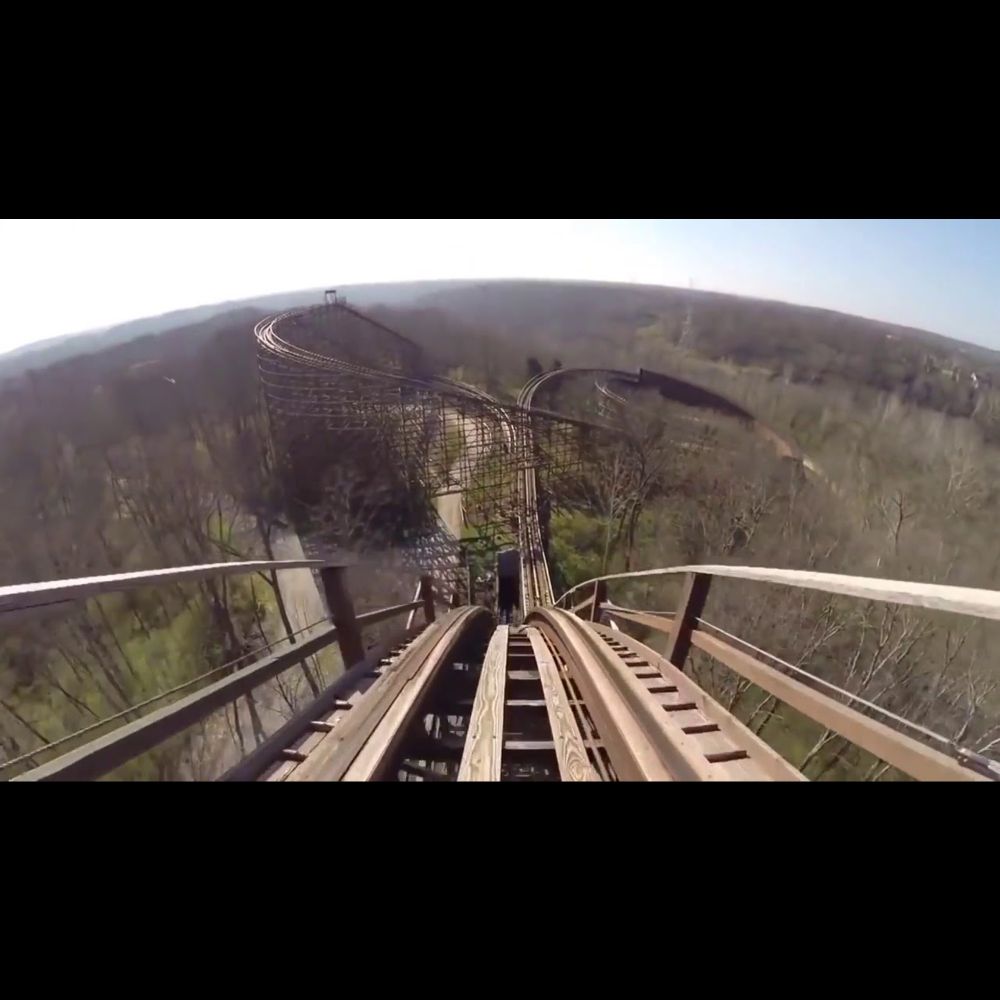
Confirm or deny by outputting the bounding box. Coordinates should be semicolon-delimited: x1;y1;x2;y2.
548;510;605;596
5;280;1000;780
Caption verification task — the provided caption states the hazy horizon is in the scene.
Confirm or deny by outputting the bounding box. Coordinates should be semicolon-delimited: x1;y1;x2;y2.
3;219;1000;354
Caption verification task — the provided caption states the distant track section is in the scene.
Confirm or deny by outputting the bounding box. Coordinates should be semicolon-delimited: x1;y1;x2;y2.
255;302;520;591
515;368;639;612
256;303;619;597
256;302;804;618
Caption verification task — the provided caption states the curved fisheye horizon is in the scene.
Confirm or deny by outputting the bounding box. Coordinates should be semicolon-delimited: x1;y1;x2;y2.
3;219;1000;355
2;218;999;784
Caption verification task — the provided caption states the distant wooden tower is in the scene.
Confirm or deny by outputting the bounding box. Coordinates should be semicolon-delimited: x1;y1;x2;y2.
324;289;339;305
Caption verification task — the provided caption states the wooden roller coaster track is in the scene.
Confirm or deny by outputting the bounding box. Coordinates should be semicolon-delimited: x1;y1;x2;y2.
2;301;997;782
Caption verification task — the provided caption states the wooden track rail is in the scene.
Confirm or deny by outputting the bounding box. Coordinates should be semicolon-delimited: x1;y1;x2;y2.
526;628;598;781
557;567;1000;781
338;607;490;782
591;624;804;781
530;609;803;781
6;560;999;781
0;559;325;625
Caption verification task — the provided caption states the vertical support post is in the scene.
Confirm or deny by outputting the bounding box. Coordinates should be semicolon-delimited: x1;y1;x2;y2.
320;566;364;669
663;572;711;670
420;574;436;623
589;579;607;622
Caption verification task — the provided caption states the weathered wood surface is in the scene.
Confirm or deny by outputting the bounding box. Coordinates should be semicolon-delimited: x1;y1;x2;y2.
0;560;325;618
663;573;711;669
533;611;673;781
286;611;474;782
320;566;364;669
690;628;986;782
604;608;676;634
344;611;482;781
458;626;508;781
593;624;805;781
15;622;340;782
561;564;1000;624
224;630;411;781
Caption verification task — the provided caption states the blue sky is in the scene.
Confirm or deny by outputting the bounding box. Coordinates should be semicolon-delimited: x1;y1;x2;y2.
621;220;1000;345
2;219;999;354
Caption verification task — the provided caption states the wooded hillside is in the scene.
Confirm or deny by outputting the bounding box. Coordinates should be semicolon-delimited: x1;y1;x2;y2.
3;279;999;779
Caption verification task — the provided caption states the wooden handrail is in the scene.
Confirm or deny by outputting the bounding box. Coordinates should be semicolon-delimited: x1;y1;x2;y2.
557;564;1000;623
605;607;678;633
11;600;422;782
689;628;986;782
0;559;329;622
2;557;443;781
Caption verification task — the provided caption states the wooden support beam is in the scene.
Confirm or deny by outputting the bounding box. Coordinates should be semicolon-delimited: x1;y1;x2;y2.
399;761;449;781
321;565;364;668
405;579;423;630
589;580;608;623
605;608;676;635
663;573;711;670
458;627;508;781
560;563;1000;626
420;574;437;623
690;628;986;782
507;670;540;681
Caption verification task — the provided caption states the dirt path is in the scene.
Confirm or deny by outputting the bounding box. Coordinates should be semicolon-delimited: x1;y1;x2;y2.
435;492;464;539
433;410;489;540
271;529;327;629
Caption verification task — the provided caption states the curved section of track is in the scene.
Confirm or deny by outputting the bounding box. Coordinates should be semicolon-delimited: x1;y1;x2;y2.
257;305;808;624
516;368;640;612
256;305;517;594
